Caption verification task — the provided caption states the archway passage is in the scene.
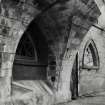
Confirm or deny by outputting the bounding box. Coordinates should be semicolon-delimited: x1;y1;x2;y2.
70;53;79;100
12;22;48;81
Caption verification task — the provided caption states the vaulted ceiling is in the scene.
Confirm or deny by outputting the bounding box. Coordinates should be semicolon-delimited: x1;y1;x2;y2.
0;0;101;64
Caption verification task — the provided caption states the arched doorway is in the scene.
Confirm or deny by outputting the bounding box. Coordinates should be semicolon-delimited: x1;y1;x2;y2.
12;22;48;82
70;53;79;100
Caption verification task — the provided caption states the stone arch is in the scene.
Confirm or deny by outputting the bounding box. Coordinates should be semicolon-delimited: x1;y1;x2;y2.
82;39;100;70
0;21;27;100
15;31;38;60
0;14;43;99
12;20;49;81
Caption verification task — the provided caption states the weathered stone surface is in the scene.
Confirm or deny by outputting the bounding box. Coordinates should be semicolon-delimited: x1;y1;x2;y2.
0;0;102;104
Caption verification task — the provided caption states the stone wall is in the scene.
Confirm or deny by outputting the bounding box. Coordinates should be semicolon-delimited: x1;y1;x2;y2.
58;1;105;103
78;3;105;96
0;0;40;102
0;0;101;104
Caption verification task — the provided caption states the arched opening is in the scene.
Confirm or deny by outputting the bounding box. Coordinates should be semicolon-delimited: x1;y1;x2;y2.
13;32;48;80
70;53;79;100
12;21;49;82
82;39;99;70
16;32;37;60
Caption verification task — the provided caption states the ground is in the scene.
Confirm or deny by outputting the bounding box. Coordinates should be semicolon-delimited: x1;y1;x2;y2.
57;93;105;105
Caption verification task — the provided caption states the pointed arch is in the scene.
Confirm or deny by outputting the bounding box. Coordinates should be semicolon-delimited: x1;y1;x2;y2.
82;39;100;70
16;32;37;61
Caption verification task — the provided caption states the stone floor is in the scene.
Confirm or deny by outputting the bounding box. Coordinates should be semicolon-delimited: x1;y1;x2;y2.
2;81;105;105
6;81;55;105
57;94;105;105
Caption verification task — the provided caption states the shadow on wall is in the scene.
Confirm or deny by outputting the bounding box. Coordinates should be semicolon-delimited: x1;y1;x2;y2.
70;53;79;100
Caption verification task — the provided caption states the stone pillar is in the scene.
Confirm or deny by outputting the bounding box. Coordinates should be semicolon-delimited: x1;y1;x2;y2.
0;51;14;102
55;50;77;103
